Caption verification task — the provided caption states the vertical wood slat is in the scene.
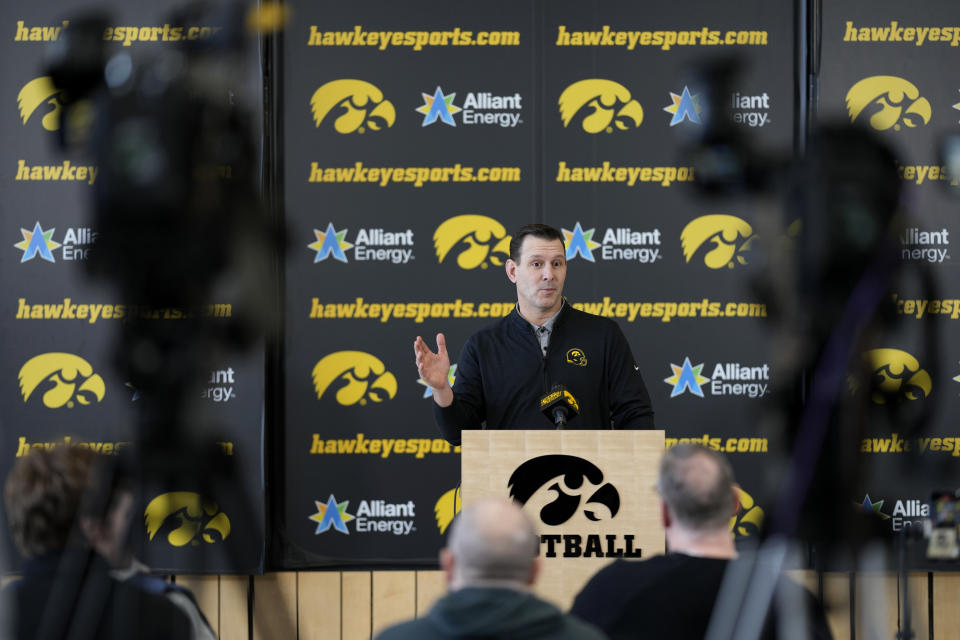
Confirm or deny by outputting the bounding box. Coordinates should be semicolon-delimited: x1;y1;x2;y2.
415;570;446;618
933;572;960;639
298;572;342;640
855;572;928;640
253;572;298;640
371;571;416;637
176;574;221;638
219;575;250;640
342;571;372;640
822;573;852;640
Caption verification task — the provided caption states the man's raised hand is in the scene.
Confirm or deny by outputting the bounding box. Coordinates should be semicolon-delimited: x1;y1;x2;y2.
414;333;454;406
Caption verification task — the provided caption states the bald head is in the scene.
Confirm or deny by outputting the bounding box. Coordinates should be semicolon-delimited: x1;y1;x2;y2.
445;498;540;589
657;443;735;532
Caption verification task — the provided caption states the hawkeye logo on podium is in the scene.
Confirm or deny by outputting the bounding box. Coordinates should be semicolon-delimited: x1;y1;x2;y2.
509;455;641;558
18;76;63;132
846;76;931;131
310;79;396;134
19;353;106;409
559;79;643;134
681;215;755;270
144;492;231;546
860;348;931;404
434;215;511;270
312;351;398;406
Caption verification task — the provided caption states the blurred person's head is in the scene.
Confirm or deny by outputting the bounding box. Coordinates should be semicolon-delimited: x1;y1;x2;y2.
5;446;133;566
441;498;541;591
657;443;740;557
4;447;96;558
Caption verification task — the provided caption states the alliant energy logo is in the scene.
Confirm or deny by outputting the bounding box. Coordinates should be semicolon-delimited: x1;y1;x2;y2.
558;79;644;134
862;348;931;404
664;357;770;399
681;215;754;269
308;223;414;264
310;79;396;134
312;351;398;406
563;222;661;263
730;92;771;128
310;494;416;535
730;487;764;538
900;227;949;263
845;76;931;131
14;222;98;263
663;87;702;126
434;487;462;534
144;492;231;546
856;494;929;533
434;215;511;270
663;87;770;128
416;86;522;128
202;368;235;402
19;353;106;409
18;76;63;131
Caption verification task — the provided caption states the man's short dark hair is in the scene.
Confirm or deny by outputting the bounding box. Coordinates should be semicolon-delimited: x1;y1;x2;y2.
4;447;96;558
657;443;735;531
509;224;564;262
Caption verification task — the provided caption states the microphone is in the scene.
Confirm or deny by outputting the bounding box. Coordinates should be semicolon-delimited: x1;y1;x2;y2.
539;383;580;428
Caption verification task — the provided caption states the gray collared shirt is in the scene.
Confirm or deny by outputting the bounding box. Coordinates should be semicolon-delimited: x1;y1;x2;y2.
520;303;563;356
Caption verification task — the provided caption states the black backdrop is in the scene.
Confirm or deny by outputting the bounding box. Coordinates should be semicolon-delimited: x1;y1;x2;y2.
1;0;958;573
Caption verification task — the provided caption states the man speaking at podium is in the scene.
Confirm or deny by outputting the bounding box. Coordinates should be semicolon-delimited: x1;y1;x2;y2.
414;223;654;445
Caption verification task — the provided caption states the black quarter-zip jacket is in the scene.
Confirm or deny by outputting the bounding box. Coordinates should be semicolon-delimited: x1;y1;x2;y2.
434;304;655;445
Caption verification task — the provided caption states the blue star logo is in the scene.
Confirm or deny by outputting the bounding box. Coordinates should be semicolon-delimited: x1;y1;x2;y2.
562;222;601;262
663;87;702;126
14;222;61;263
418;364;458;399
855;494;890;520
309;495;355;534
415;87;461;127
664;357;711;398
308;223;353;263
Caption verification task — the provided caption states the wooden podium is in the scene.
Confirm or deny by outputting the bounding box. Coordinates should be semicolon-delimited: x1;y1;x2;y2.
461;429;665;609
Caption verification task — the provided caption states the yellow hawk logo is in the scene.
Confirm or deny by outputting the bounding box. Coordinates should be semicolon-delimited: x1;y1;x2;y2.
730;486;764;538
312;351;398;406
558;79;644;134
18;77;63;131
433;215;511;270
681;214;755;269
845;76;931;131
862;348;931;404
144;492;231;546
309;79;396;134
19;353;106;409
434;488;462;535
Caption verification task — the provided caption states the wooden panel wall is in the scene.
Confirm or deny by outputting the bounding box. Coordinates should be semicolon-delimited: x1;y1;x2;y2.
4;570;957;639
174;570;960;640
